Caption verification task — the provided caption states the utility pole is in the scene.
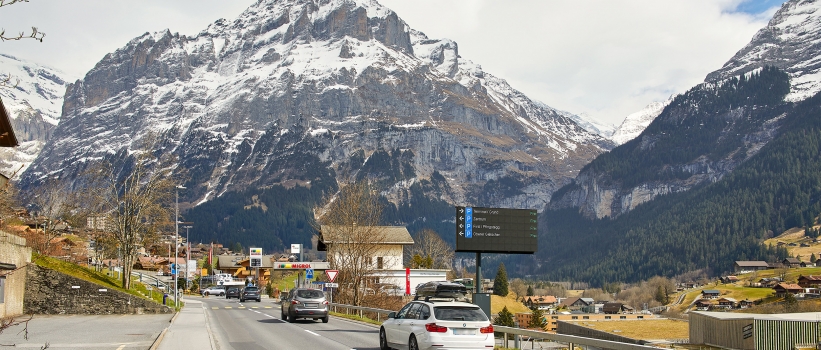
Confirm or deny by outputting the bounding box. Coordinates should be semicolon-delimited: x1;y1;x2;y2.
175;185;185;308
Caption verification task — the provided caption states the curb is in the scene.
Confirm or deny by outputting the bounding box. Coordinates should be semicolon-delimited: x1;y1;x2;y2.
149;310;180;350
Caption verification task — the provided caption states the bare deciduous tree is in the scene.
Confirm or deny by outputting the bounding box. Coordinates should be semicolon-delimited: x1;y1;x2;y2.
509;278;527;300
83;139;180;289
404;228;453;270
26;177;74;254
1;0;45;89
314;180;386;306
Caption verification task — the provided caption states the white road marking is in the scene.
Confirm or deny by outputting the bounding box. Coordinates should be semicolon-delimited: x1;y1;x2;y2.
305;330;320;336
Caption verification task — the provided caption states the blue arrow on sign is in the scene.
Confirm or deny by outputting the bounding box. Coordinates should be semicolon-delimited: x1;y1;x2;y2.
306;268;314;280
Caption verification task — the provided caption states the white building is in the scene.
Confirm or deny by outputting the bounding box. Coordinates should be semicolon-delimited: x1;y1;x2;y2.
319;225;448;294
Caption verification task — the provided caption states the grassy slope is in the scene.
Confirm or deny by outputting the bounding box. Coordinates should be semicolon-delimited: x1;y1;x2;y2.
491;292;530;315
566;319;689;340
32;253;168;306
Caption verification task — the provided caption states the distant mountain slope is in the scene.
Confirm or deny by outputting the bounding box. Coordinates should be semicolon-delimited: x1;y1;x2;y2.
706;0;821;102
19;0;612;251
0;54;69;177
539;87;820;284
610;98;671;145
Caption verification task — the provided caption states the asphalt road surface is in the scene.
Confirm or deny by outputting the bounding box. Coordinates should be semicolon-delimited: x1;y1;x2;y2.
201;296;382;350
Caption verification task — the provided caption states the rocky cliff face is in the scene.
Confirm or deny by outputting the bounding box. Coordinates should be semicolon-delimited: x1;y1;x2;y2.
21;0;612;211
0;54;69;177
550;0;821;219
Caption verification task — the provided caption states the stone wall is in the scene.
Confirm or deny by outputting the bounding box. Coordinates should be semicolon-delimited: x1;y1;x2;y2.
557;321;647;345
0;231;32;318
24;264;172;315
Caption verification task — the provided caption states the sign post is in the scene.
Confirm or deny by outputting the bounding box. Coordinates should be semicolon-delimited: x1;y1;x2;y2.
325;269;338;304
250;248;262;285
455;206;538;294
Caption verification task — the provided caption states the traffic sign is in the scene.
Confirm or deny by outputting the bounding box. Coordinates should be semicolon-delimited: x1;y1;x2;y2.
306;268;314;279
326;270;339;282
455;206;538;254
325;283;339;288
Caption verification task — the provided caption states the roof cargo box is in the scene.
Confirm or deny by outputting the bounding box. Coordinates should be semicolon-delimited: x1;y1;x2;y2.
415;281;467;298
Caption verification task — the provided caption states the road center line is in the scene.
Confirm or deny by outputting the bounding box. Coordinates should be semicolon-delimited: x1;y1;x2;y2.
305;330;320;336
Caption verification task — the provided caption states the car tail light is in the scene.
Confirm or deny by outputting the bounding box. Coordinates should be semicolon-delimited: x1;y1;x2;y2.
480;325;494;334
425;323;448;333
291;300;301;305
323;301;329;305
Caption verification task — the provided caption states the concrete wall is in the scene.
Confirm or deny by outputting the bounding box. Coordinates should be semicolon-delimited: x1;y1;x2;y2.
0;230;32;318
689;312;756;350
24;264;173;315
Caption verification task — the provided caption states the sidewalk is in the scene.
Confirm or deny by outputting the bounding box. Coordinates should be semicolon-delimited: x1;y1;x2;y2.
154;299;215;350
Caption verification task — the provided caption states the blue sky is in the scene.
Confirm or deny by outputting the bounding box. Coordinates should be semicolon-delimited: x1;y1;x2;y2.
0;0;786;126
736;0;787;15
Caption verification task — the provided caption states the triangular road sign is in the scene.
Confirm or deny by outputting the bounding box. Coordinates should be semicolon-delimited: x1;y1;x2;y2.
325;269;339;282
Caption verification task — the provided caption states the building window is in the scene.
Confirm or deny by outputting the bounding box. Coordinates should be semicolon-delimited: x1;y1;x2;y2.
377;257;383;269
605;316;611;319
551;316;559;319
620;316;627;319
637;316;644;319
583;316;589;319
571;316;578;320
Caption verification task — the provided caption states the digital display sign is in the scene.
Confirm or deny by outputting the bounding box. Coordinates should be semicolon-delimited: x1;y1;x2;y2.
455;206;538;254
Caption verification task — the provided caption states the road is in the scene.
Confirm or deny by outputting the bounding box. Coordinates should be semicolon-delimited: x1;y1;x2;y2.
200;296;382;350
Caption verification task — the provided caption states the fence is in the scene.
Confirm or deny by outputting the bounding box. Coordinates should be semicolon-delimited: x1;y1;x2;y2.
330;303;660;350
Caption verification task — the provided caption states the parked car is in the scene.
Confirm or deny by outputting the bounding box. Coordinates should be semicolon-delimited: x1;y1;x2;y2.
379;299;493;350
225;287;241;299
201;286;226;296
281;288;329;323
378;284;404;296
240;286;261;302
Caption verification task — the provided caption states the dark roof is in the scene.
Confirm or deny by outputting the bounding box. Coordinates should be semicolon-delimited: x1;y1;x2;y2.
0;98;18;148
319;225;414;245
784;258;801;264
602;302;625;313
799;275;821;281
702;289;720;294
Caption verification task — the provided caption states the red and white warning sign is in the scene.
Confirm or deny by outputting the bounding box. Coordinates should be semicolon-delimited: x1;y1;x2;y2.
325;269;339;282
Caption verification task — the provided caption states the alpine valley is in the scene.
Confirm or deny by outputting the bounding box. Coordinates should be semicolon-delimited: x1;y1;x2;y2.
17;0;613;251
542;0;821;284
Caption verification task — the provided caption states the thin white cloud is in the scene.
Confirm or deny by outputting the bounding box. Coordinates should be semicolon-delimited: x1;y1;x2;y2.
0;0;774;126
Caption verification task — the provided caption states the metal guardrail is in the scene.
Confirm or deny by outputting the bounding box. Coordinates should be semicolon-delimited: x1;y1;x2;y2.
329;303;659;350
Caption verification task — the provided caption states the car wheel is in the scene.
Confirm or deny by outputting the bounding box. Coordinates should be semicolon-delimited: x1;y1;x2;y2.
257;299;261;302
379;328;390;350
287;313;295;323
281;310;287;321
240;298;245;302
322;315;329;323
409;335;419;350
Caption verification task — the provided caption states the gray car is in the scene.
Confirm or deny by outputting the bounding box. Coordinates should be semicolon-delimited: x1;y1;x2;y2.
280;288;329;323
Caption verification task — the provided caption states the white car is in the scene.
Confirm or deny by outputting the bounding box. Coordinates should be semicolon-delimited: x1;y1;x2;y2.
379;299;494;350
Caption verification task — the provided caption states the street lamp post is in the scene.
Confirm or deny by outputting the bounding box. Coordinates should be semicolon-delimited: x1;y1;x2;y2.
183;225;192;291
175;185;185;308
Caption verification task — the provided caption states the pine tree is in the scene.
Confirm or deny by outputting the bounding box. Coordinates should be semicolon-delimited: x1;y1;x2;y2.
493;263;509;296
526;285;534;296
527;308;547;330
811;253;817;264
493;306;515;327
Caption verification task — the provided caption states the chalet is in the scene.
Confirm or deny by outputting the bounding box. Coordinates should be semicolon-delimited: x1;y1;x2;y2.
739;299;755;309
798;275;821;288
526;295;558;310
716;297;737;309
720;276;739;284
695;299;714;311
559;297;592;311
783;258;802;268
602;302;629;314
773;283;803;297
768;262;784;269
133;256;168;270
733;261;769;273
701;289;721;299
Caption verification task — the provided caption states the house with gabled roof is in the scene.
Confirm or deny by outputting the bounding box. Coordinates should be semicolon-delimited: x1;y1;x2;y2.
734;260;769;273
798;275;821;288
773;283;803;297
701;289;721;299
526;295;557;310
783;258;802;268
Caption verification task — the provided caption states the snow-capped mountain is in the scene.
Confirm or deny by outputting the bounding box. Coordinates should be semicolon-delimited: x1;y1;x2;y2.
551;0;821;219
706;0;821;101
21;0;612;211
610;98;672;145
0;54;70;177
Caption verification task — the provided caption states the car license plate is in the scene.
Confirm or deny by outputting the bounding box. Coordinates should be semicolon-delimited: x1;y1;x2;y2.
453;328;475;335
305;303;318;308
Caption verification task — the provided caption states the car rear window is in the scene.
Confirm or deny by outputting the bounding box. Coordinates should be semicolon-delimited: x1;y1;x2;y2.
433;306;488;321
296;290;324;298
244;287;258;291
